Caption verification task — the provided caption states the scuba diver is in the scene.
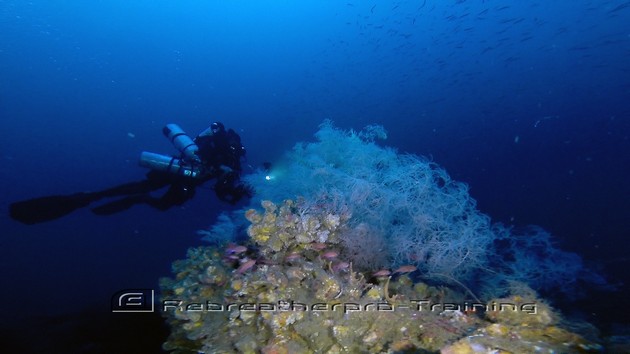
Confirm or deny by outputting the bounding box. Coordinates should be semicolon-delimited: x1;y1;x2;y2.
9;122;253;225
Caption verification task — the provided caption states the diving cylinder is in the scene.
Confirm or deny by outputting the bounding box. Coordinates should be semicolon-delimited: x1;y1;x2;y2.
139;152;202;178
163;124;200;162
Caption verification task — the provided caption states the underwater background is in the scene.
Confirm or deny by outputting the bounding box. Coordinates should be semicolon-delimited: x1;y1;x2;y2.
1;0;628;352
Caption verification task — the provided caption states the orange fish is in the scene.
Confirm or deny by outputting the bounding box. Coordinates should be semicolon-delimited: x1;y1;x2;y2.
332;262;350;272
285;252;301;261
226;244;247;255
236;259;256;274
310;242;327;251
373;269;391;277
321;250;339;260
393;265;417;274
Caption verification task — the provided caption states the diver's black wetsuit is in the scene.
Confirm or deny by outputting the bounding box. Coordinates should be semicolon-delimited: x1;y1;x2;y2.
90;125;250;214
88;170;205;215
9;123;251;224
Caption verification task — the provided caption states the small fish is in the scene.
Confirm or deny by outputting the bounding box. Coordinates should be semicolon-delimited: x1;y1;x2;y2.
245;209;259;221
609;1;630;13
394;265;417;274
285;252;301;261
225;244;247;255
332;262;350;272
321;250;339;260
373;269;391;277
236;259;256;274
310;242;327;251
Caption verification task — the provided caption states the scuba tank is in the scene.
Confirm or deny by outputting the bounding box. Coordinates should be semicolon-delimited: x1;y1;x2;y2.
162;123;200;163
138;152;203;178
138;124;204;178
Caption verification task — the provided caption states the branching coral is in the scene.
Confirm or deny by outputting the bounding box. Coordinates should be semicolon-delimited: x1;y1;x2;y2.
244;121;590;296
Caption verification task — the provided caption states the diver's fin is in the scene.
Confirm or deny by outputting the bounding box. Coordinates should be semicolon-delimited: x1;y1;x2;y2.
9;193;100;225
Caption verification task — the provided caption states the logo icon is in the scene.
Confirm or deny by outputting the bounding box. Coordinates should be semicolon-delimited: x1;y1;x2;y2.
111;289;155;312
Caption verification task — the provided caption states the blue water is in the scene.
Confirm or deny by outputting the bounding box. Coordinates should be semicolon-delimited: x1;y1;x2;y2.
1;0;628;351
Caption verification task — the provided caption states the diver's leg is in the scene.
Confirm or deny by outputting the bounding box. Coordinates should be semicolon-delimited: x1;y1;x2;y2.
90;194;155;215
9;171;175;223
92;171;172;198
91;183;195;215
145;184;196;211
90;172;176;215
